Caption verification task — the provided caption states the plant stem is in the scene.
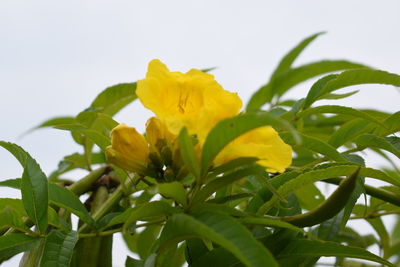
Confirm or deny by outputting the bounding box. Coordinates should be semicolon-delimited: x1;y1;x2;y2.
78;173;140;233
322;177;400;207
69;166;111;195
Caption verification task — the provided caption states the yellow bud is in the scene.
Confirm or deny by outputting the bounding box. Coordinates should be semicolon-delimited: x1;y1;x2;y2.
214;126;292;173
106;124;149;173
145;117;175;151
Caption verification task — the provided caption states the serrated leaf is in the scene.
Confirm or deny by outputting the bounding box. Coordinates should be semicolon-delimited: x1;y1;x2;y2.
90;82;137;116
158;212;279;267
270;32;325;79
0;141;48;233
201;111;297;175
48;183;95;228
320;90;359;100
303;69;400;109
356;134;400;159
328;119;373;148
280;132;348;162
21;158;48;233
277;239;394;267
374;111;400;136
0;206;31;233
238;217;308;236
247;60;366;110
0;178;22;189
40;230;79;267
24;116;76;135
258;165;400;215
192;165;264;206
297;105;386;128
0;234;41;260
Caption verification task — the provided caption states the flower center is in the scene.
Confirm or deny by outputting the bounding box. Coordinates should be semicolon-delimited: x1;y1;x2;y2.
178;90;190;114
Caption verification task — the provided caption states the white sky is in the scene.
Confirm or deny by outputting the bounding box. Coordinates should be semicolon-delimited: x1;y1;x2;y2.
1;1;400;266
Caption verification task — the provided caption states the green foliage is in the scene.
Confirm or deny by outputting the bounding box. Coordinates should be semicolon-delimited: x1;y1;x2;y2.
1;33;400;266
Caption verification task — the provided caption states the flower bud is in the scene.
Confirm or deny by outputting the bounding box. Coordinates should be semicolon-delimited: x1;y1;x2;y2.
106;124;149;173
145;117;175;154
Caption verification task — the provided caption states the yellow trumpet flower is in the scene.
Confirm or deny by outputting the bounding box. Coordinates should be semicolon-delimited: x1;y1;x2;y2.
136;59;242;141
106;124;149;173
214;126;292;173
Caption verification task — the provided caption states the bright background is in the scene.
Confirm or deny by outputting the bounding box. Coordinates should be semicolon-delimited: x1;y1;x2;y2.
1;1;400;266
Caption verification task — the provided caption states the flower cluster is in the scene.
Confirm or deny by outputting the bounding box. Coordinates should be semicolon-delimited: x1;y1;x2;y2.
106;59;292;180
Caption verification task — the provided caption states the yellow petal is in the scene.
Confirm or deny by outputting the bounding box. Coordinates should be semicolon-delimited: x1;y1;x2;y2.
146;117;176;151
137;59;242;139
106;124;149;173
214;126;292;173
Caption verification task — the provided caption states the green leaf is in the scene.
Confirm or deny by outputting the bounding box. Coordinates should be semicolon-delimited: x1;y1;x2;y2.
270;32;325;79
90;82;137;116
0;234;41;260
281;168;360;227
190;247;239;267
319;90;359;100
297;105;386;128
356;134;400;159
280;132;348;162
367;217;391;259
0;141;29;166
374;111;400;136
137;225;161;260
40;230;79;267
0;141;49;233
26;116;76;134
201;111;297;175
79;129;111;151
303;69;400;109
328;119;373;148
210;157;259;176
258;165;400;215
125;256;145;267
156;182;188;208
123;201;180;231
247;60;366;110
238;217;308;236
192;165;264;206
158;212;279;267
178;128;200;179
48;183;95;228
0;206;31;233
278;239;395;267
0;178;22;189
21;159;48;233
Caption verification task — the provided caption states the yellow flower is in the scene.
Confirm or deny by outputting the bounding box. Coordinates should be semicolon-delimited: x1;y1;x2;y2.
106;124;149;173
136;59;242;140
145;117;176;153
214;126;292;173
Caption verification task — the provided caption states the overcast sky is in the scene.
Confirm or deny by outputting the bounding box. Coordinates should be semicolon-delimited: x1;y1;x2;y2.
1;1;400;266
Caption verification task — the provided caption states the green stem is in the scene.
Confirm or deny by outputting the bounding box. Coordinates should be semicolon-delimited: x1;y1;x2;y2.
78;173;140;233
69;166;111;196
323;177;400;207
